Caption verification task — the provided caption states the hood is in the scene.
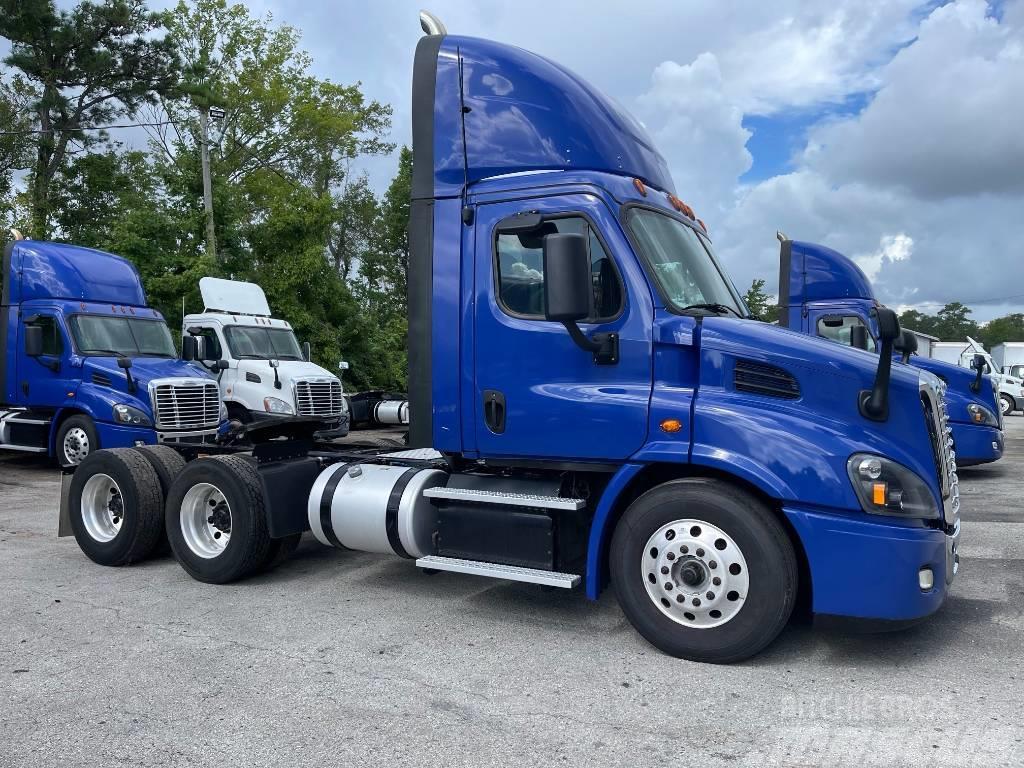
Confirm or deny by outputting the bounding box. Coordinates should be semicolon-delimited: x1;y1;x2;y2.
412;33;674;201
237;359;341;388
911;355;1000;417
778;240;874;330
85;356;214;391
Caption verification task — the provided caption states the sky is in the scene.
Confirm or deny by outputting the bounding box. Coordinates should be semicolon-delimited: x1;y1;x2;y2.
8;0;1024;321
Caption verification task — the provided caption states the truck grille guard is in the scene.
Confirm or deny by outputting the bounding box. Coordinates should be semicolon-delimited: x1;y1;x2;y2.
919;373;960;526
148;378;221;431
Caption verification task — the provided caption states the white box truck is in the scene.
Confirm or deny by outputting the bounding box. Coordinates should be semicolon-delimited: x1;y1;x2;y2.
992;342;1024;379
182;278;349;435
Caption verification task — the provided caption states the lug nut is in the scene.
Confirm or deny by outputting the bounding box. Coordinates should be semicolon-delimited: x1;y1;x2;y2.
666;552;675;561
664;582;673;591
706;591;715;600
696;548;705;557
681;545;689;554
208;516;214;524
692;598;701;607
713;577;721;586
660;566;669;575
709;561;717;569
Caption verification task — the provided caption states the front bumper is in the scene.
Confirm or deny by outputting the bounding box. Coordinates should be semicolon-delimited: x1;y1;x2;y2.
156;426;220;445
950;422;1003;466
94;421;159;449
784;504;958;622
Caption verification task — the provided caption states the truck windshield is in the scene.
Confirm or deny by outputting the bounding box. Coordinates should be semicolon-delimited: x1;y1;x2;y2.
69;316;177;358
625;208;744;316
224;326;304;360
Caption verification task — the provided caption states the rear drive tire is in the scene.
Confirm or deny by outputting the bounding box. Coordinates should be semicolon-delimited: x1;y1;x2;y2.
165;455;272;583
1000;394;1014;416
56;415;99;469
69;448;164;566
610;478;798;663
133;445;187;556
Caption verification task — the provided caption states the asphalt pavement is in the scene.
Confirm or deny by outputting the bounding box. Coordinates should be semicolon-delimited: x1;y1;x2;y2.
1;419;1022;767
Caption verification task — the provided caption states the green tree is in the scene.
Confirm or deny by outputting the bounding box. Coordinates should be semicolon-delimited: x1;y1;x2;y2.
0;0;179;238
933;302;980;341
742;278;779;323
981;313;1024;349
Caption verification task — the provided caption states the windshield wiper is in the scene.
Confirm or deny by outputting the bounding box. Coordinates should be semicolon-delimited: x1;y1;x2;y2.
680;303;745;318
82;348;132;357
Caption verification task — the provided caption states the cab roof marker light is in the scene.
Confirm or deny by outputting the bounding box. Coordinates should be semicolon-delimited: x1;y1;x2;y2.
633;178;647;197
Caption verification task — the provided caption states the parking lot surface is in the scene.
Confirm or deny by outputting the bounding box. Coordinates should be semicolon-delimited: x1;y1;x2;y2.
2;420;1022;767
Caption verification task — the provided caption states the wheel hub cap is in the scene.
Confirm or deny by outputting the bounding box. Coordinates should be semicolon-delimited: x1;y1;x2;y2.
642;519;750;629
180;483;232;559
80;473;123;543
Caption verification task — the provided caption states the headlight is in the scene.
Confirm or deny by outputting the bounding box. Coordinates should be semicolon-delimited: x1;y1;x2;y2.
219;399;228;420
967;403;998;426
113;404;152;426
847;453;939;519
263;396;295;415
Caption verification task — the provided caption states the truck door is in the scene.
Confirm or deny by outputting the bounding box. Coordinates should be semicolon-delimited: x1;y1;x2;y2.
17;313;75;407
472;194;653;461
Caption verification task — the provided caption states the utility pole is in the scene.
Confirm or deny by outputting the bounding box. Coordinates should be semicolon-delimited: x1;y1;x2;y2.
199;105;218;261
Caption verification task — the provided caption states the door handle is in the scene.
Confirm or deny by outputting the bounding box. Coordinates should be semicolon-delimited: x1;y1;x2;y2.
483;389;506;434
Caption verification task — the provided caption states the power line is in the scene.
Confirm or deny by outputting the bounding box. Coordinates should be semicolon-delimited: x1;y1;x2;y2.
0;120;182;136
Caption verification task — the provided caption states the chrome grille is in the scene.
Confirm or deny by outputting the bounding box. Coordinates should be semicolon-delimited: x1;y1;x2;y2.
294;378;344;417
920;373;959;524
150;380;221;430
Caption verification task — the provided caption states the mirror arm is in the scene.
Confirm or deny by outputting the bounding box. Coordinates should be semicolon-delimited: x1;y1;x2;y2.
562;321;619;365
859;337;893;421
971;367;983;393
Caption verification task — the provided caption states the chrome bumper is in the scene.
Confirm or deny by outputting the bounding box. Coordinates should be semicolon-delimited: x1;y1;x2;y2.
946;517;961;585
156;427;219;444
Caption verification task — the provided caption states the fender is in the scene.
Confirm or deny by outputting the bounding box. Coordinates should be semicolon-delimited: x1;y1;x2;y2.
585;462;645;599
48;383;154;454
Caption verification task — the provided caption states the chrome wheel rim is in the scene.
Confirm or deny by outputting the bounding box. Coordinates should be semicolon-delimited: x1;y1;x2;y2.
642;519;749;629
1001;397;1011;415
80;473;124;543
63;427;90;465
180;483;232;559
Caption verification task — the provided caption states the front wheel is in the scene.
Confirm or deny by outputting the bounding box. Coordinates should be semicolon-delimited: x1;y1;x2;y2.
610;478;798;663
1000;394;1014;416
56;415;99;468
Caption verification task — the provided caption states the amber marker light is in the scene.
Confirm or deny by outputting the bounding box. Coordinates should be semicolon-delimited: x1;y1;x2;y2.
872;482;887;506
660;418;683;433
633;178;647;196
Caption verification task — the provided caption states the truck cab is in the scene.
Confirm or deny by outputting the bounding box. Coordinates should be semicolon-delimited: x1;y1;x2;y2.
65;15;962;663
777;237;1004;465
182;277;348;435
1;240;224;467
947;337;1023;418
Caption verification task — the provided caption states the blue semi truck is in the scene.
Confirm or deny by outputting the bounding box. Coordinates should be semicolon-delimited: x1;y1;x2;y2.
1;237;225;467
777;236;1003;466
63;13;960;663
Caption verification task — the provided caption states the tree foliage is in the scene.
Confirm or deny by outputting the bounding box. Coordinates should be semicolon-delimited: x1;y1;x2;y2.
0;0;179;237
742;278;780;323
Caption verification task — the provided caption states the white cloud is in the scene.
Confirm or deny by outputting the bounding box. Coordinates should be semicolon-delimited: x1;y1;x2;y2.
854;233;914;281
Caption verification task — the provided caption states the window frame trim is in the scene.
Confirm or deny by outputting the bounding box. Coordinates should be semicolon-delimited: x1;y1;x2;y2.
490;209;626;324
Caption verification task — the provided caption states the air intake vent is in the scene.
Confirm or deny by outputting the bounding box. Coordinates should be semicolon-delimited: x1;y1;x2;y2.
734;360;800;399
91;372;112;387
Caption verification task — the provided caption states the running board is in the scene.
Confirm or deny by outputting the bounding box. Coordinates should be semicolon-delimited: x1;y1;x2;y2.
415;555;581;588
0;443;49;453
422;486;585;511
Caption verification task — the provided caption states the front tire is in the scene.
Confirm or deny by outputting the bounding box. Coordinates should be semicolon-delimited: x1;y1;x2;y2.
56;415;99;469
69;448;165;566
1000;394;1014;416
610;478;797;663
165;455;272;583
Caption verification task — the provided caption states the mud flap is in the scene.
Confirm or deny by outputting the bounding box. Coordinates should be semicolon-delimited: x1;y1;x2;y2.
58;470;73;537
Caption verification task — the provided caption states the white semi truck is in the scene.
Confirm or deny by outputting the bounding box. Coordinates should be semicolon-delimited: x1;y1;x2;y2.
182;278;349;435
992;342;1024;380
930;336;1023;416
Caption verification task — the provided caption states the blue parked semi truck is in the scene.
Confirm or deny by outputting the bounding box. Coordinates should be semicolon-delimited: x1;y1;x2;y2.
777;236;1003;466
62;13;960;663
1;237;224;467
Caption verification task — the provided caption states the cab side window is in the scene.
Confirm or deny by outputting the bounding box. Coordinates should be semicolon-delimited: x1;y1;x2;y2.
32;316;63;356
817;314;876;352
196;328;222;361
495;216;622;320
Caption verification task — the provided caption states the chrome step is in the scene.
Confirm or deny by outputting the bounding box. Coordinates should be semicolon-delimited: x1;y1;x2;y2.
423;486;584;511
0;443;49;453
4;417;51;425
415;555;581;588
